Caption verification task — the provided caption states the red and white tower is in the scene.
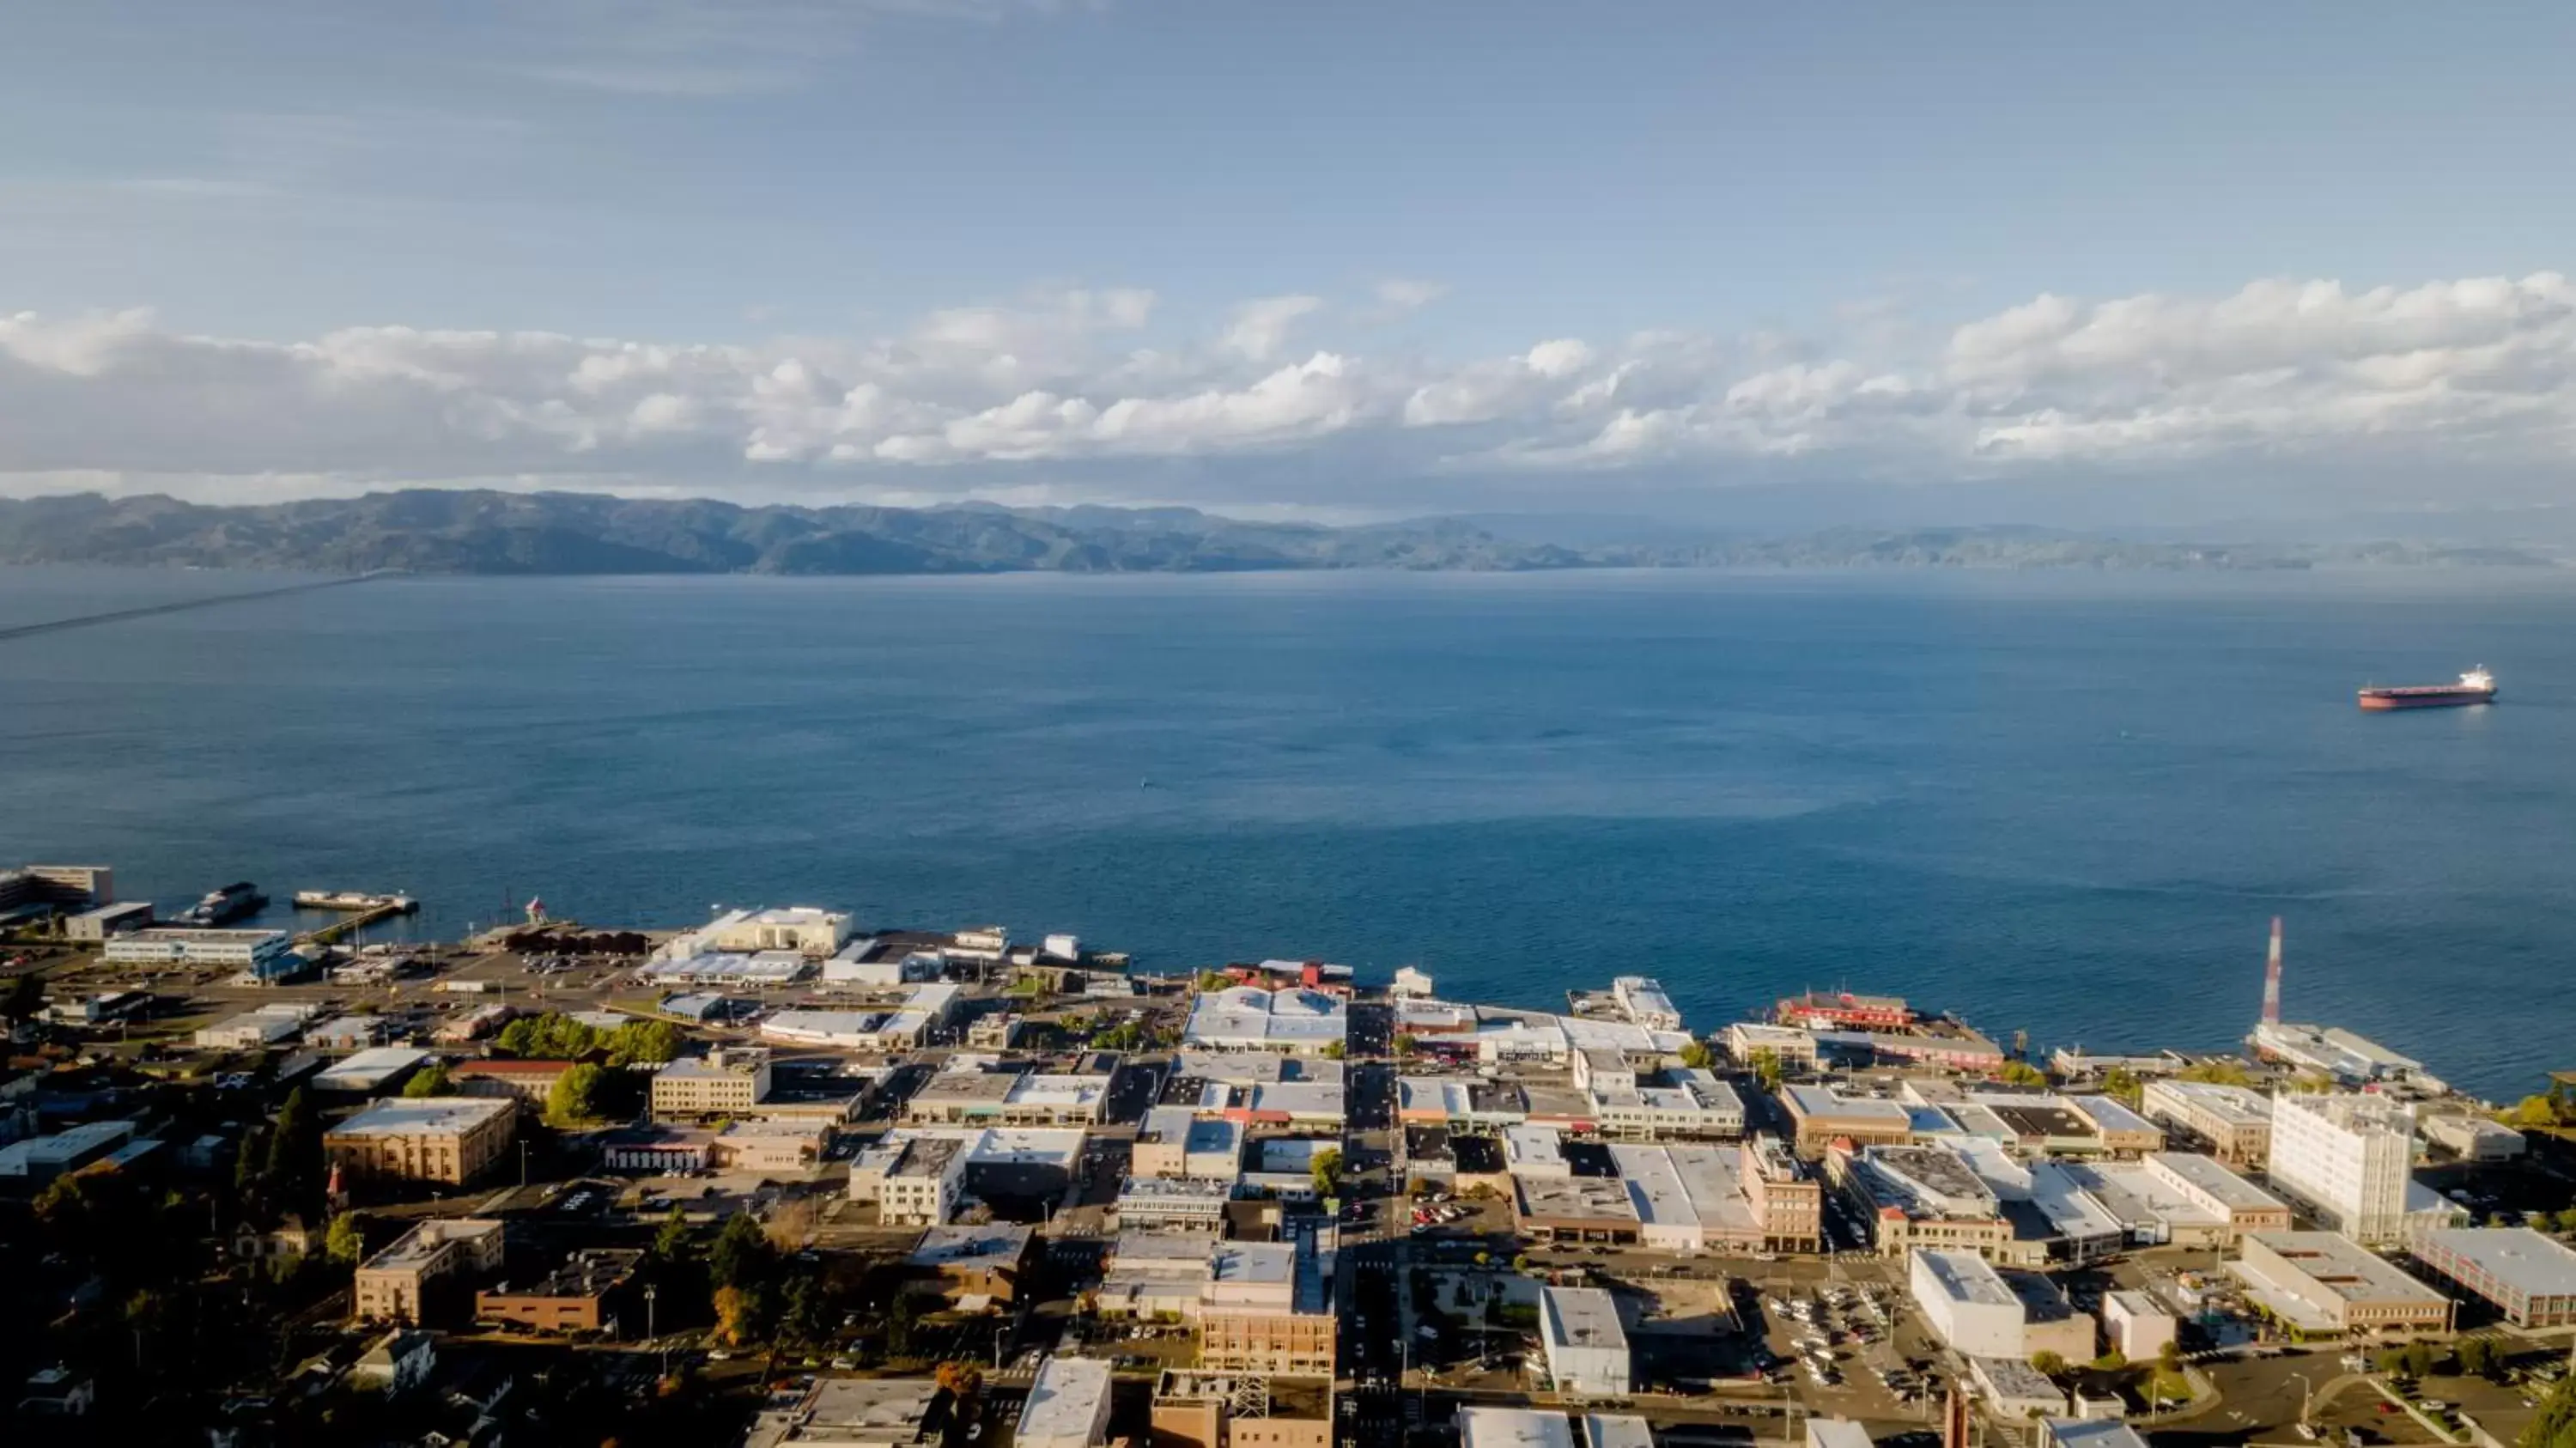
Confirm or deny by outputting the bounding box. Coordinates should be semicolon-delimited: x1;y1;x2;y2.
2260;916;2284;1025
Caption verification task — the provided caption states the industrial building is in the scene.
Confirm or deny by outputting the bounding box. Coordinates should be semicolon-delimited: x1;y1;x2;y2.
313;1046;431;1094
193;1003;315;1050
64;901;153;940
2409;1227;2576;1328
324;1097;517;1186
692;905;854;958
1457;1408;1577;1448
106;927;297;980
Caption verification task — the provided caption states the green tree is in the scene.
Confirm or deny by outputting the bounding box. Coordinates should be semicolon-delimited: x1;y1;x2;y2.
2100;1067;2144;1105
1394;1033;1421;1058
2509;1096;2568;1129
1195;970;1231;992
546;1062;610;1124
709;1212;778;1292
1321;1040;1346;1060
781;1271;833;1345
2178;1058;2252;1086
654;1204;694;1259
1309;1147;1344;1199
609;1019;683;1066
1749;1047;1784;1092
2377;1348;2409;1376
1996;1061;2048;1088
401;1062;453;1097
2554;1208;2576;1236
2403;1342;2437;1379
1678;1039;1715;1070
325;1212;366;1266
2459;1336;2498;1378
2158;1340;2184;1374
884;1290;926;1359
2521;1377;2576;1448
268;1087;323;1205
2030;1350;2068;1378
2092;1351;2128;1372
234;1126;267;1192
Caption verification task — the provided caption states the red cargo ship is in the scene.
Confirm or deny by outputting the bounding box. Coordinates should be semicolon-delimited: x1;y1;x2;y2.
2357;667;2496;710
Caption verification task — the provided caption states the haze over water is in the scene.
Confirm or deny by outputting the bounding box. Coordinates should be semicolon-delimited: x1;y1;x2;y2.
5;566;2569;1101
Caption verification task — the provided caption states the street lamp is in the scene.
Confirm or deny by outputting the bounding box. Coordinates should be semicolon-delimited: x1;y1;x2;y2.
2290;1371;2313;1432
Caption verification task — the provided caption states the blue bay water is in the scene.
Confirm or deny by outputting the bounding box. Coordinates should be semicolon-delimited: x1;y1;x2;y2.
3;565;2571;1100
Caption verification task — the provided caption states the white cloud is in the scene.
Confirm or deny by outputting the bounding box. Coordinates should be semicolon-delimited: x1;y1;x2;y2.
8;271;2576;512
1371;278;1448;313
1221;295;1323;362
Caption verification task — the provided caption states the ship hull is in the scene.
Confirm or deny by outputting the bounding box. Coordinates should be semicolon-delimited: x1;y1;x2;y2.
2358;689;2496;710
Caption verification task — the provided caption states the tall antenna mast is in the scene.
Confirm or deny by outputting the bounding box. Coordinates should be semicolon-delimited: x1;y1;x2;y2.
2260;916;2285;1025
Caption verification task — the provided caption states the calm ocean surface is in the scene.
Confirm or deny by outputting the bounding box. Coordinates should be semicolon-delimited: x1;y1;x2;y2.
3;565;2570;1099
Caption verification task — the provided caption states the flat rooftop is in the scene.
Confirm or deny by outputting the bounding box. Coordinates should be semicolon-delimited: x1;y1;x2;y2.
2149;1152;2286;1211
908;1223;1034;1268
1517;1176;1641;1223
1541;1285;1629;1352
328;1096;512;1138
2245;1232;2451;1305
2418;1227;2576;1298
1459;1407;1578;1448
1915;1248;2020;1308
1018;1357;1113;1444
1784;1084;1911;1125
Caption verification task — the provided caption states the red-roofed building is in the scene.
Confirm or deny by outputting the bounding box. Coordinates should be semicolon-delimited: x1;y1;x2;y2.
451;1059;574;1107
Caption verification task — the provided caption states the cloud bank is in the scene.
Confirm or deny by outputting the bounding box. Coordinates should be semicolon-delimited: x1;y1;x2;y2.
5;272;2574;515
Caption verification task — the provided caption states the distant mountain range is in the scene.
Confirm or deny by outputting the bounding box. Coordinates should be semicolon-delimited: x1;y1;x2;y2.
0;490;2561;575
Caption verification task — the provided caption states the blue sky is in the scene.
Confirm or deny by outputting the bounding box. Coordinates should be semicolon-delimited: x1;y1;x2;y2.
7;1;2576;525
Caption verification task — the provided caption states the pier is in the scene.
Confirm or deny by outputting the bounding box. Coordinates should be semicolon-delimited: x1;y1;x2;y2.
289;890;418;946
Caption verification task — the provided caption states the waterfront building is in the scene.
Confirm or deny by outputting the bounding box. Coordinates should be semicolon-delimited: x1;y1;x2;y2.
1777;991;1915;1031
324;1097;517;1186
2138;1080;2275;1164
2267;1092;2416;1245
1726;1021;1822;1072
64;901;153;940
106;927;296;979
696;906;853;958
1185;985;1349;1055
1611;976;1683;1031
